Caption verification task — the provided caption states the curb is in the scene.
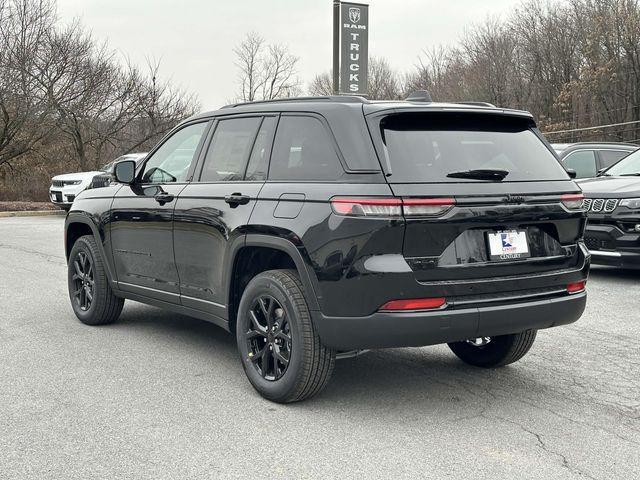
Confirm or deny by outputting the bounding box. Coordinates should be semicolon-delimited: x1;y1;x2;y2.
0;210;66;218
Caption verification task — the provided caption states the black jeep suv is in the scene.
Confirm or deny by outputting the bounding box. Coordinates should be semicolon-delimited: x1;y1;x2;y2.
64;96;589;403
578;148;640;268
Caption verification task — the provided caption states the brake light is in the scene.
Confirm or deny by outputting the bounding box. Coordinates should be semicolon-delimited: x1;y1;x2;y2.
567;281;586;294
330;197;455;217
561;193;584;210
379;297;446;311
330;197;402;217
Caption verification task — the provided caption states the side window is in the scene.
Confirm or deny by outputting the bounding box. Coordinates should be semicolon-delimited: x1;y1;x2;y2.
141;122;207;183
599;150;630;169
199;117;261;182
563;150;597;178
245;117;277;181
269;116;344;181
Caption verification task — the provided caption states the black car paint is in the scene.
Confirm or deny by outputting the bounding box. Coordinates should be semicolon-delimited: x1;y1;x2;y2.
66;99;589;350
578;175;640;268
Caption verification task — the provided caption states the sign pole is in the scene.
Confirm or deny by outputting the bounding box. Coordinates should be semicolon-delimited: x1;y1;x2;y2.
339;2;369;95
332;0;340;94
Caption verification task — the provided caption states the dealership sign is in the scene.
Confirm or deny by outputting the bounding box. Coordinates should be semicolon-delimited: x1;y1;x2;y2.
339;2;369;95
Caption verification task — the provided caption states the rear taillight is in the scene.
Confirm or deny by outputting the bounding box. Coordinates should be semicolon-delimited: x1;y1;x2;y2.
402;198;455;216
561;193;584;210
330;197;402;217
567;281;586;294
330;197;455;217
379;297;446;311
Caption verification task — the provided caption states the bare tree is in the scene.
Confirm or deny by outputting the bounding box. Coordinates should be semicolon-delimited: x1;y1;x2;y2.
367;57;402;100
307;71;333;96
308;58;401;100
234;32;300;102
233;32;264;102
125;58;199;155
0;0;56;169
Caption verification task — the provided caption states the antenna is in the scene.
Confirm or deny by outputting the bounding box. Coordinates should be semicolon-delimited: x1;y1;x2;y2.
405;90;433;102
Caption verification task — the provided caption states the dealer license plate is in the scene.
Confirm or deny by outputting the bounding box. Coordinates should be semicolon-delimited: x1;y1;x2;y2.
487;230;530;261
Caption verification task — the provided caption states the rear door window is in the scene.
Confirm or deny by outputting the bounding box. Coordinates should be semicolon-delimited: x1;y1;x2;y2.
199;117;262;182
379;112;569;183
269;116;344;181
564;150;597;178
245;117;277;181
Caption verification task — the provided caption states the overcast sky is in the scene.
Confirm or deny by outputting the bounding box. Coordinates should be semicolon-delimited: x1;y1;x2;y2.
56;0;520;111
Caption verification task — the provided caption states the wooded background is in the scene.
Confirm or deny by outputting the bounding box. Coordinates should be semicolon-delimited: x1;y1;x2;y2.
2;0;640;202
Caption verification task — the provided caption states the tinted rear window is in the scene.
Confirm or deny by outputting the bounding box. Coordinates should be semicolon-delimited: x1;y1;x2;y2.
269;116;344;181
380;113;568;183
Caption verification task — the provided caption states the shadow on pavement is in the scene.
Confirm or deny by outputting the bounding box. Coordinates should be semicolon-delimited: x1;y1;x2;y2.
110;303;542;412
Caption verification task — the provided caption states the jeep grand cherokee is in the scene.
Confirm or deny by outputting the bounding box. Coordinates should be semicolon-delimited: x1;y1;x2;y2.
578;148;640;268
64;95;589;403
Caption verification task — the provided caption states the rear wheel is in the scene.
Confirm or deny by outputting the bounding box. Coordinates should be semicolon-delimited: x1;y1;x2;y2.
448;330;537;368
236;269;335;403
68;235;124;325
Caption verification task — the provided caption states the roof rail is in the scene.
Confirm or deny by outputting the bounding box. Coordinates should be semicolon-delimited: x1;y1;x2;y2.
405;90;433;102
221;95;369;109
456;101;496;108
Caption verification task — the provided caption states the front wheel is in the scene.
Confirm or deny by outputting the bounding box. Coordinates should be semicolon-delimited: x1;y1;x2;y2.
68;235;124;325
236;269;335;403
448;330;537;368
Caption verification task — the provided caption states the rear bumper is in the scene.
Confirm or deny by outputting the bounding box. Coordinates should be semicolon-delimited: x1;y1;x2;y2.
314;291;586;350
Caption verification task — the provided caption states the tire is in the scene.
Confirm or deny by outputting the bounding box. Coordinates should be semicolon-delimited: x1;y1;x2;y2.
68;235;124;326
236;269;335;403
448;330;537;368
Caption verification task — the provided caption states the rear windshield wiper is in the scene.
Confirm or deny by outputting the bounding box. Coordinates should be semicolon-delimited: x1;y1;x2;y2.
446;169;510;181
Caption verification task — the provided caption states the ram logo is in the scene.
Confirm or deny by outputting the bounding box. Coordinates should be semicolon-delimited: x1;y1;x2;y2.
349;7;361;23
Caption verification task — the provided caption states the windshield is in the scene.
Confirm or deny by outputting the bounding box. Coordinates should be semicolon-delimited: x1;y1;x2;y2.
604;149;640;176
101;161;114;173
380;112;569;182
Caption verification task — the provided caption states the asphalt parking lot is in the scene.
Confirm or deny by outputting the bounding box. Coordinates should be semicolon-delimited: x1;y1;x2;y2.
1;216;638;479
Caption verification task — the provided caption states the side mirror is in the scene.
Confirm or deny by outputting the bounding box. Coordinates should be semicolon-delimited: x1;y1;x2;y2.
114;160;136;184
566;168;577;179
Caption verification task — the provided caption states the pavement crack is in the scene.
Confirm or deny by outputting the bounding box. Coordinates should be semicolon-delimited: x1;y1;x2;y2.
0;243;66;265
488;413;599;480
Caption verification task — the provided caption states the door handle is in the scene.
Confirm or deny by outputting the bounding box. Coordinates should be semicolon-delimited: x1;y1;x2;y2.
154;192;175;205
224;193;251;207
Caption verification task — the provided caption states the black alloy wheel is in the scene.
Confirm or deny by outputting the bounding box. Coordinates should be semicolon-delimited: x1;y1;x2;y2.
244;295;292;381
71;250;94;311
67;235;124;325
236;269;335;403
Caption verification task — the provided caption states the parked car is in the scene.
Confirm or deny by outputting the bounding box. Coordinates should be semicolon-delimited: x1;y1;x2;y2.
556;142;638;179
49;153;147;210
64;95;589;403
550;143;573;155
577;148;640;268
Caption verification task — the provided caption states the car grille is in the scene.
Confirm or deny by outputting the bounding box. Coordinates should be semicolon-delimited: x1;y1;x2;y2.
52;179;79;187
582;198;618;213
